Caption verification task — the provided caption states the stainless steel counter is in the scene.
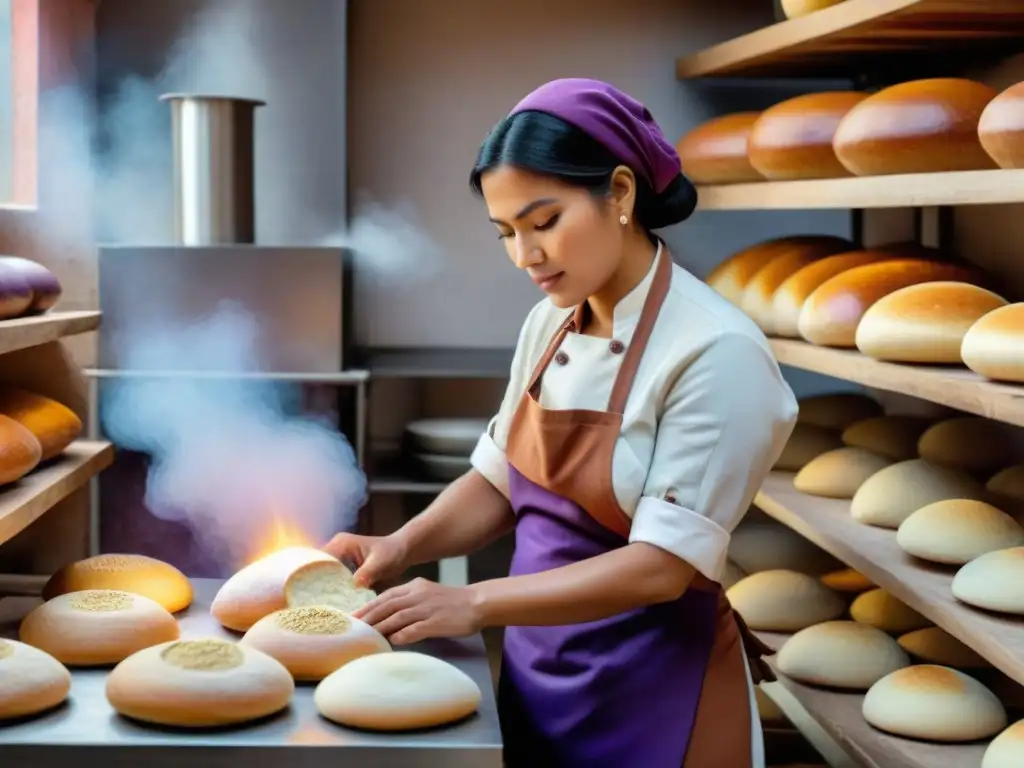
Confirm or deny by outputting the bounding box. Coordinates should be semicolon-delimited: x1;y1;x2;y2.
0;579;503;767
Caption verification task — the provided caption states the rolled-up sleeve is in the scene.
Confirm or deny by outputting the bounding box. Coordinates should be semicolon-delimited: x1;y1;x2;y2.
629;332;799;581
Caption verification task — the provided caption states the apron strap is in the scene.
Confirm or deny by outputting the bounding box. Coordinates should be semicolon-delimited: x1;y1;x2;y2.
525;310;578;398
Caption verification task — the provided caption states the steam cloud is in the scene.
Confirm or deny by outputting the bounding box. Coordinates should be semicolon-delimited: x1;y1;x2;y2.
26;0;443;564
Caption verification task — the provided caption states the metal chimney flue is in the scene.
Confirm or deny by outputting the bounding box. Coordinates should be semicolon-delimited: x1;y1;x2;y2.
161;93;265;246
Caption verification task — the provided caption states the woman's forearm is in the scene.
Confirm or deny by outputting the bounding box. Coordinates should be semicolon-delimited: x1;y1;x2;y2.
392;469;516;566
469;542;696;627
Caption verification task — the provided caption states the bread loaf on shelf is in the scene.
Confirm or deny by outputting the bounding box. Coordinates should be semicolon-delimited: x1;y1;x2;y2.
676;112;764;185
820;568;874;593
841;415;933;462
105;638;295;727
773;422;844;471
855;282;1009;364
727;520;841;575
42;553;193;613
862;665;1007;742
19;590;180;666
314;651;482;731
896;627;990;669
918;417;1016;478
0;639;71;721
725;569;845;631
987;464;1024;514
0;388;82;462
983;720;1024;768
850;458;988;529
776;621;909;690
978;81;1024;169
780;0;845;19
896;499;1024;565
796;392;882;430
792;446;891;498
798;258;982;347
961;303;1024;383
833;78;999;176
951;548;1024;614
748;92;868;180
850;588;931;634
0;257;61;315
0;413;42;485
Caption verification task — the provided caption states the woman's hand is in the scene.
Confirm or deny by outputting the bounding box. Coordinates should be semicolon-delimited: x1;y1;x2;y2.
353;577;484;646
322;533;408;588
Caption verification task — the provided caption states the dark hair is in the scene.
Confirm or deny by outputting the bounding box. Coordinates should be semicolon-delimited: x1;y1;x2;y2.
469;110;697;231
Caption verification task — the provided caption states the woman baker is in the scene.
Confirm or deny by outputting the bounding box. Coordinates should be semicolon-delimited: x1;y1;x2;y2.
327;77;799;768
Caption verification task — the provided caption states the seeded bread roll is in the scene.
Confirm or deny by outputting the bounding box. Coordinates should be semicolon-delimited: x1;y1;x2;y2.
797;393;882;431
793;446;892;498
0;639;71;720
676;112;764;185
19;590;180;666
726;570;845;631
918;417;1016;478
897;499;1024;565
748;92;868;180
728;521;841;575
850;588;931;634
987;464;1024;513
978;81;1024;169
820;568;874;593
962;303;1024;383
241;606;390;682
43;553;193;613
850;459;988;529
798;259;982;347
777;621;909;690
0;388;82;462
284;559;377;614
211;546;338;632
0;413;41;485
841;415;933;462
773;422;844;471
951;548;1024;614
897;627;989;669
833;78;999;176
315;651;482;731
105;638;294;727
983;720;1024;768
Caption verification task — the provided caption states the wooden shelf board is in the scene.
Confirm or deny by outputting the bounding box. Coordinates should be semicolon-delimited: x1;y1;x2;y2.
0;441;114;548
756;472;1024;689
675;0;1024;78
0;311;101;356
768;339;1024;428
695;169;1024;210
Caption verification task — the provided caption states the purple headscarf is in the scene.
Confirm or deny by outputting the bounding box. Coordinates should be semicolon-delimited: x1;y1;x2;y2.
509;78;682;194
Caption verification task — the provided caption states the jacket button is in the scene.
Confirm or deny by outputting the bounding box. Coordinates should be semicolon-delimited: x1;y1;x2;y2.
665;494;677;504
554;351;569;365
609;340;625;354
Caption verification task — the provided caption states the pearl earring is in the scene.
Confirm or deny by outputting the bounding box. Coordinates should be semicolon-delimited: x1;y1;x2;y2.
619;214;628;226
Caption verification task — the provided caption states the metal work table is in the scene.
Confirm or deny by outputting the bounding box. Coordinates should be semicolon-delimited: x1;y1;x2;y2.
0;578;503;767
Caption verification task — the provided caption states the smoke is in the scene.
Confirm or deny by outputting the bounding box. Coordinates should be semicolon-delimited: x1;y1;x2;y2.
25;0;443;563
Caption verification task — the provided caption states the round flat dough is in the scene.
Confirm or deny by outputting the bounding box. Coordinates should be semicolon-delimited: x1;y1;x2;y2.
0;639;71;720
983;720;1024;768
241;606;391;681
315;651;481;731
863;665;1007;742
726;570;845;632
850;459;988;529
20;590;180;666
850;589;931;634
728;521;841;575
284;559;377;614
897;627;989;669
952;548;1024;614
793;446;891;498
106;638;294;727
777;621;909;690
820;568;874;593
897;499;1024;565
42;553;193;613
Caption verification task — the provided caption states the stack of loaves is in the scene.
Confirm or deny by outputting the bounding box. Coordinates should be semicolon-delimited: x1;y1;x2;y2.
0;256;62;322
403;417;489;482
0;387;83;489
2;548;482;733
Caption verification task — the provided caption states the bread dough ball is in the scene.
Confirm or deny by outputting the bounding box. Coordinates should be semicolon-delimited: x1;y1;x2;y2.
793;446;891;498
951;547;1024;614
897;627;990;669
983;720;1024;768
43;553;193;613
285;559;377;614
897;499;1024;565
850;589;931;634
777;621;909;690
726;570;845;631
0;639;71;720
728;521;840;575
819;568;873;593
850;459;987;529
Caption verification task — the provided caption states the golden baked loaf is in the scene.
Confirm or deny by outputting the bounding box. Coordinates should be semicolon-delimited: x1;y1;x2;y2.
978;81;1024;169
676;112;764;185
850;588;931;634
776;621;909;690
0;413;41;485
749;92;868;180
105;638;294;727
0;388;81;462
983;720;1024;768
314;651;482;731
796;392;882;431
856;282;1009;364
726;569;845;631
962;303;1024;383
780;0;845;19
773;422;844;471
862;665;1006;742
987;464;1024;514
19;590;180;666
897;499;1024;565
820;568;873;593
917;417;1015;478
793;446;891;498
952;548;1024;614
0;639;71;720
727;521;840;576
841;415;933;462
850;459;987;529
833;78;999;176
798;258;981;347
42;553;193;613
284;559;377;614
897;627;989;669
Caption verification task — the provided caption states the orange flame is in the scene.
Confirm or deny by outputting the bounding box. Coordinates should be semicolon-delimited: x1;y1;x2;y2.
247;514;316;564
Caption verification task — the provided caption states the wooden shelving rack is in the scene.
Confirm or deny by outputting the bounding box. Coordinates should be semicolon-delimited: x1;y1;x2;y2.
677;1;1024;764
